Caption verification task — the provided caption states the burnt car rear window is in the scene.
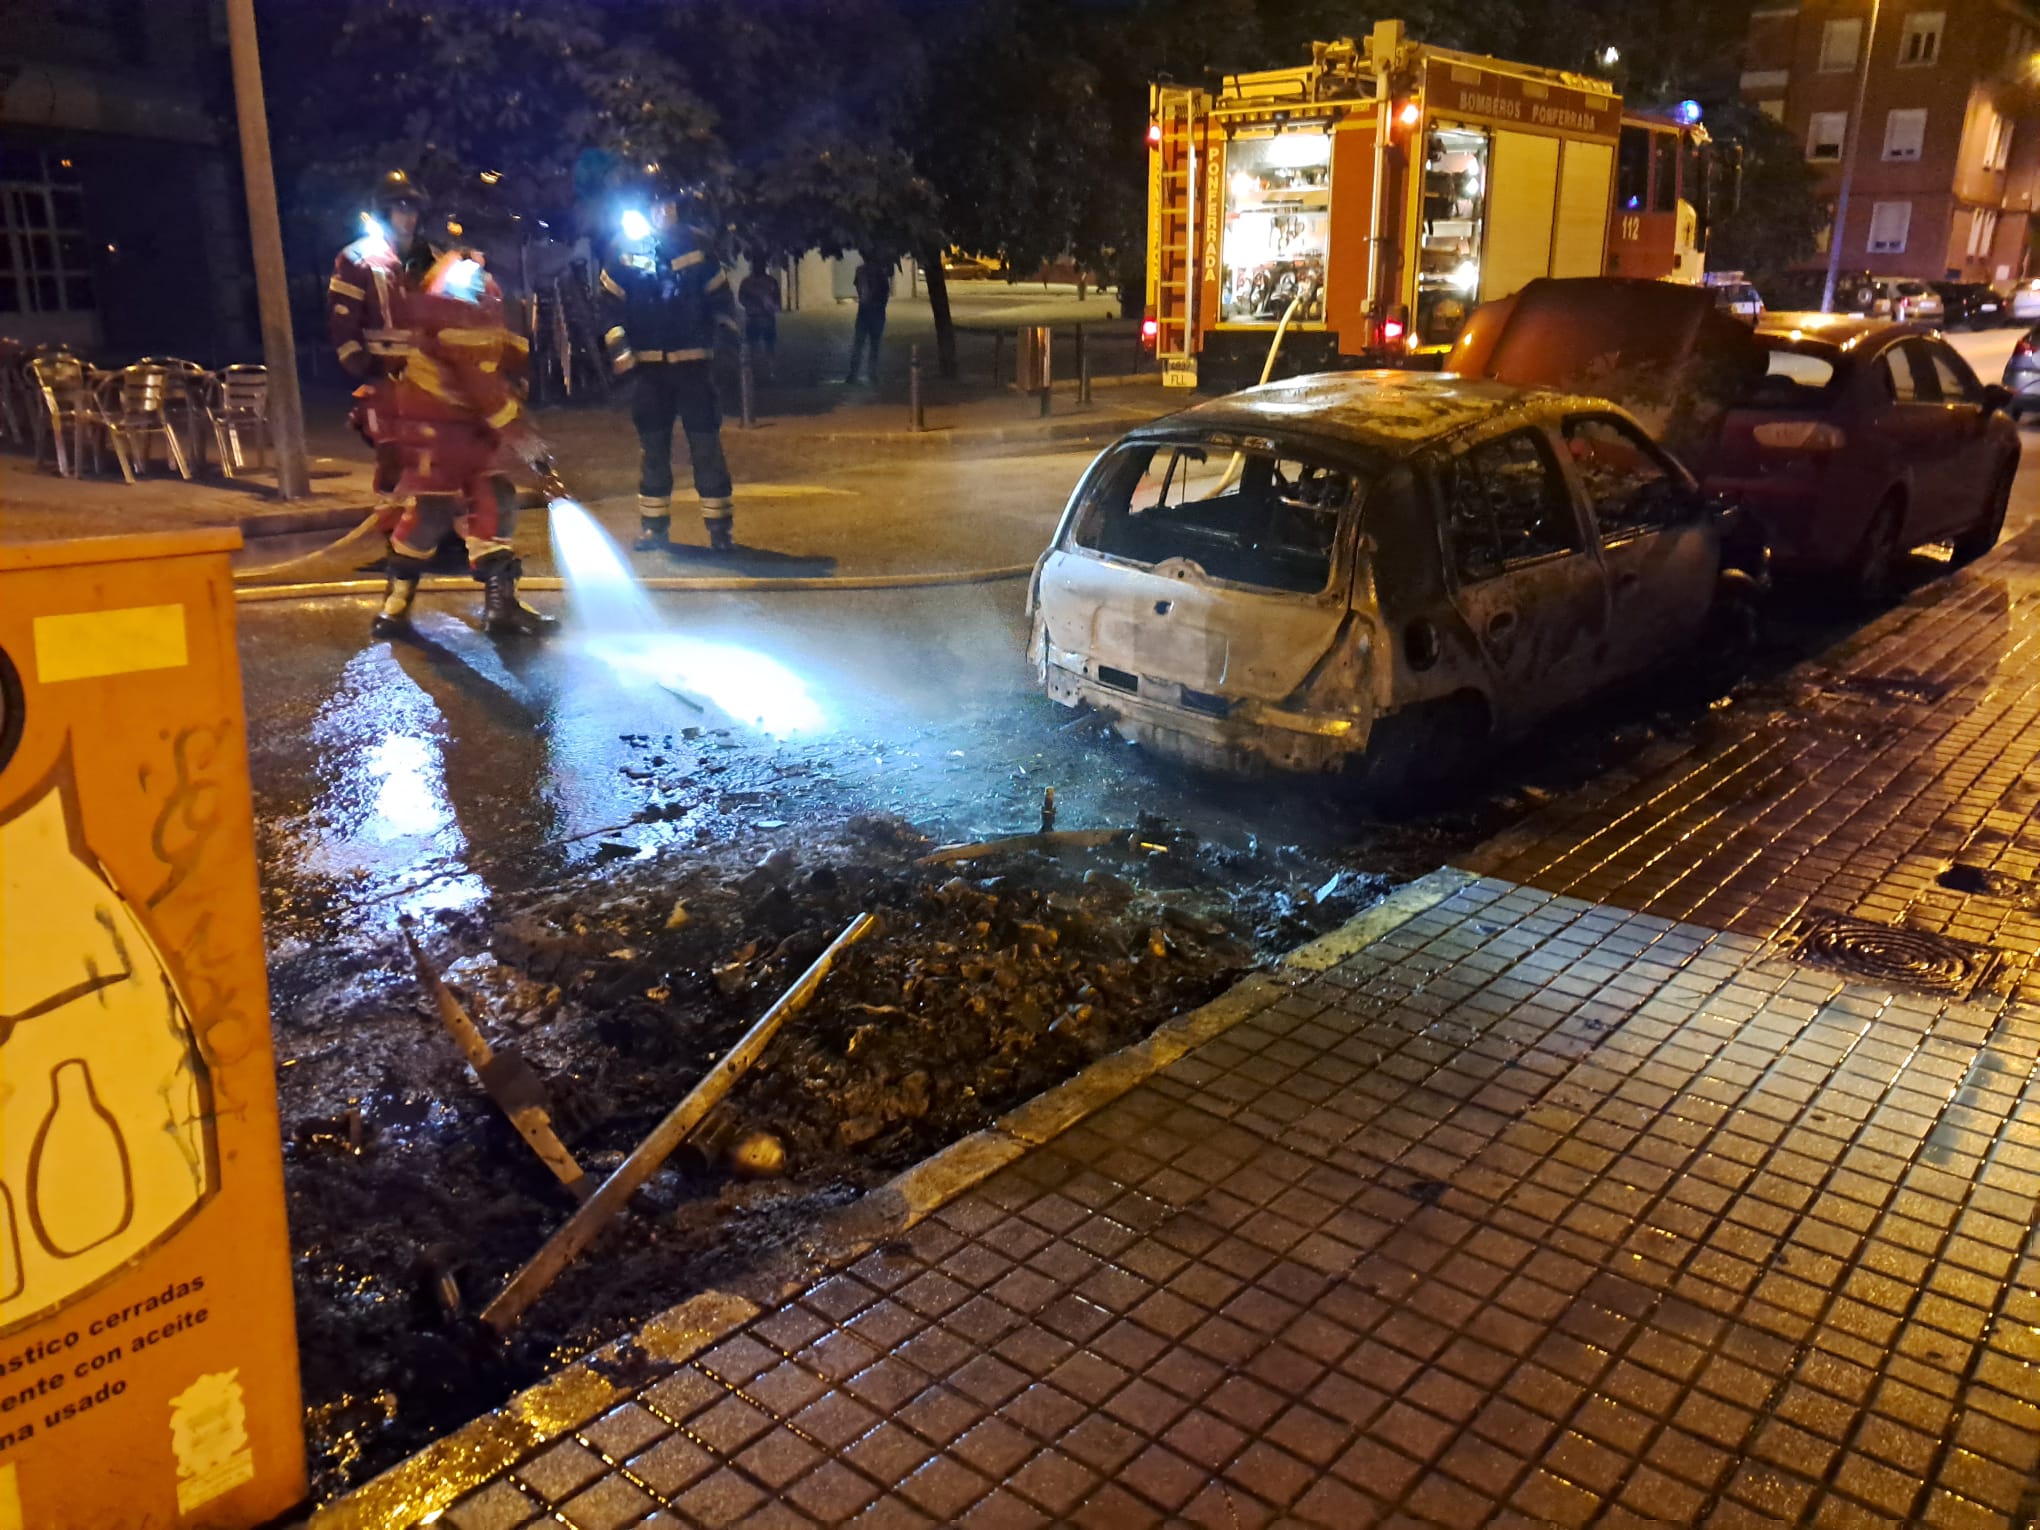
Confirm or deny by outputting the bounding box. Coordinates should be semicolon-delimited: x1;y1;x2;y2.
1070;439;1374;594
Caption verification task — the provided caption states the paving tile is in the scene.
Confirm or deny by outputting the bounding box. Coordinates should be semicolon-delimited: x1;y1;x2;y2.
555;1473;656;1530
444;1480;542;1530
512;1439;608;1505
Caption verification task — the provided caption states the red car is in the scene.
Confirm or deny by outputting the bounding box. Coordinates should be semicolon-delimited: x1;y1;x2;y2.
1454;283;2019;601
1708;314;2017;597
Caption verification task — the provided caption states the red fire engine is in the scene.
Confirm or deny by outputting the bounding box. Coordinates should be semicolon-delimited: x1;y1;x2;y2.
1146;21;1723;387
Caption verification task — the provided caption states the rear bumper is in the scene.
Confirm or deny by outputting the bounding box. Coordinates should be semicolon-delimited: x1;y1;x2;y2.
1709;477;1840;570
1043;653;1370;775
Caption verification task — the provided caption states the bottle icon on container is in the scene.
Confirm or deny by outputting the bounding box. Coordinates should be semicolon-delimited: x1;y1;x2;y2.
0;771;217;1332
29;1060;135;1258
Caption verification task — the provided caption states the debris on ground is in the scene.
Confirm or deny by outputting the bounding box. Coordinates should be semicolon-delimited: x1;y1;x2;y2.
279;804;1401;1496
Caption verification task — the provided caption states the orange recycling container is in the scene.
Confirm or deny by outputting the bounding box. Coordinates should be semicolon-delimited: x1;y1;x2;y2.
0;530;304;1527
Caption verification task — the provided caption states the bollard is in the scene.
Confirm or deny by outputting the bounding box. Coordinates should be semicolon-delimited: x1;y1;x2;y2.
992;330;1004;388
1040;385;1051;419
910;344;925;432
739;344;756;429
1075;324;1090;405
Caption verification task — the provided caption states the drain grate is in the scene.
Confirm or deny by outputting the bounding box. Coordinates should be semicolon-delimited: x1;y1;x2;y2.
1780;910;2000;999
1816;670;1951;706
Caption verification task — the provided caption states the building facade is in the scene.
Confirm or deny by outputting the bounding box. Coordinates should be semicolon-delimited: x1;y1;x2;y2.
1742;0;2040;283
1;0;252;360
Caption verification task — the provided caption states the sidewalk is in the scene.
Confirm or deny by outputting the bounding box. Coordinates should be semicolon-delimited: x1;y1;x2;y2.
310;541;2040;1526
0;452;377;544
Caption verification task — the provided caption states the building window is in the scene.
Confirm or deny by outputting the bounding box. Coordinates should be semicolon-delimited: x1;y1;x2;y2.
1809;111;1849;160
0;148;92;319
1985;112;2015;170
1898;11;1944;65
1759;98;1787;123
1883;108;1927;160
1968;207;1999;256
1867;200;1912;252
1820;18;1863;71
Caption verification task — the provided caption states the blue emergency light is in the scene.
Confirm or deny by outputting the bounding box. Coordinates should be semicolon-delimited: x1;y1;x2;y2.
1673;99;1703;126
620;209;654;242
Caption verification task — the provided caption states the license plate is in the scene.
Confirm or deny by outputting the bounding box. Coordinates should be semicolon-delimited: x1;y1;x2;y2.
1983;303;1999;311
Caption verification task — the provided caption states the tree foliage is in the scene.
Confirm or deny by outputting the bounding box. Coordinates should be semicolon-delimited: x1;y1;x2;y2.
268;0;1822;303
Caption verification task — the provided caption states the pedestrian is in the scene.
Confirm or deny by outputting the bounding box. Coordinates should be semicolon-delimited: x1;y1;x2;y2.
367;252;556;640
326;170;439;513
738;256;781;382
846;251;891;385
601;188;743;552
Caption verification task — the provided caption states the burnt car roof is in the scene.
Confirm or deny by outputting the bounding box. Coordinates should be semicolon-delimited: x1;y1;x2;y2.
1128;371;1583;457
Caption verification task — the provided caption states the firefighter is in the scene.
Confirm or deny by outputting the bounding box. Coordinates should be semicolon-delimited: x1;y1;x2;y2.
368;251;556;640
326;170;440;505
599;192;742;552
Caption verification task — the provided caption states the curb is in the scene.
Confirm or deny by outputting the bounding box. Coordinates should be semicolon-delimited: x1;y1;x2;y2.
303;868;1473;1529
237;505;370;539
798;406;1163;447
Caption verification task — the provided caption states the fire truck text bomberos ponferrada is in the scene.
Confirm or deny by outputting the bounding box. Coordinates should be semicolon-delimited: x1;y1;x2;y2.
1146;20;1725;388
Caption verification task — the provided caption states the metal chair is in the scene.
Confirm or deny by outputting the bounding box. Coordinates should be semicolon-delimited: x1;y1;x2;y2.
206;365;271;477
27;351;104;478
134;357;212;473
99;365;194;483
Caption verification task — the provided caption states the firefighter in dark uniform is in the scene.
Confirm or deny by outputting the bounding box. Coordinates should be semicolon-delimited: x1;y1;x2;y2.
368;252;555;639
600;194;742;552
326;171;439;506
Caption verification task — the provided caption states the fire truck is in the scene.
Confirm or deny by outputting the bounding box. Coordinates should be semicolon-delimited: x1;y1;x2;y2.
1146;20;1724;387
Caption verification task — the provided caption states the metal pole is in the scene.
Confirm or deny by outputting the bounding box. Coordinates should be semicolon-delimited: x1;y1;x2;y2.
1075;324;1089;404
225;0;309;499
993;330;1003;387
910;344;924;431
739;341;755;429
1821;0;1883;314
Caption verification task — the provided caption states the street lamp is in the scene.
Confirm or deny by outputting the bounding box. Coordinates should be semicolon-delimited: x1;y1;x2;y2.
1822;0;1884;313
1601;46;1621;67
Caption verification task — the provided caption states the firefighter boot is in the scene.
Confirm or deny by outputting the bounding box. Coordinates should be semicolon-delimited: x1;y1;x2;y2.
703;497;735;553
477;553;557;637
370;555;428;639
634;495;673;552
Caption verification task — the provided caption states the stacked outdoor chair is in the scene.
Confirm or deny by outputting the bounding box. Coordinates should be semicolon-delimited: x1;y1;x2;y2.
97;364;194;483
27;348;105;477
206;364;271;477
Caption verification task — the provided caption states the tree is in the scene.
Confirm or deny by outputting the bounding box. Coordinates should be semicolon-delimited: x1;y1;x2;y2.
1704;105;1827;283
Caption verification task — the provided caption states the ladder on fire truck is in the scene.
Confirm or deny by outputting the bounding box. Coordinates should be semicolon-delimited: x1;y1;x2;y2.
1147;85;1202;384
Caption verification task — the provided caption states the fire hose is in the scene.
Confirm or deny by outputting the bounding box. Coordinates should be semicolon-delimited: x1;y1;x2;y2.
228;462;1031;599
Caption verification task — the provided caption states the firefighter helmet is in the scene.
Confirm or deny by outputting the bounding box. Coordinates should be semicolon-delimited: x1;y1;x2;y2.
374;169;430;212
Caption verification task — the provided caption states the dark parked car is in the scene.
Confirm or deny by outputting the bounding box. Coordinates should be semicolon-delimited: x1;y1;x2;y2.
1451;279;2019;602
1931;281;2005;328
1708;314;2018;596
1027;372;1768;782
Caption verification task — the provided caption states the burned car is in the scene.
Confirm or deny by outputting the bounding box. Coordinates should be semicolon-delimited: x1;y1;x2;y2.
1027;372;1768;781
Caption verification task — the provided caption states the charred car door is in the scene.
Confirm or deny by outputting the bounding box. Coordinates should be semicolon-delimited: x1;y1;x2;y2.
1433;424;1612;729
1559;413;1718;677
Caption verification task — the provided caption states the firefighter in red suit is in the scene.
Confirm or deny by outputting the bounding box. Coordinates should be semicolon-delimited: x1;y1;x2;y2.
368;251;555;639
326;171;438;508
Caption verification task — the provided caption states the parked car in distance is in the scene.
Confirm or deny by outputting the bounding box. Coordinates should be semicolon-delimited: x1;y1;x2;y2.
1709;280;1764;322
2001;327;2040;419
1708;313;2017;597
1931;281;2005;328
1027;372;1769;784
2012;280;2040;323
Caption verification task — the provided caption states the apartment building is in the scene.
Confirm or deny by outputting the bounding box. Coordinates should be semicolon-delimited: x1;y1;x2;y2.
1742;0;2040;283
1;0;252;358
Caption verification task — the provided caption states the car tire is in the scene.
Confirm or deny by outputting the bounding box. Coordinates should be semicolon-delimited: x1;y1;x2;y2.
1953;462;2013;564
1852;493;1907;606
1360;693;1491;811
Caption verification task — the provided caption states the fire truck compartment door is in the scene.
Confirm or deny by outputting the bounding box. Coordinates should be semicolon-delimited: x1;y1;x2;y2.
1483;132;1558;304
1552;140;1613;278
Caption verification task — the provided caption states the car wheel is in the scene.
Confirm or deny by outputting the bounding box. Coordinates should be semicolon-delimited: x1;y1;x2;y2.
1953;462;2013;564
1690;587;1762;697
1852;493;1906;606
1361;694;1491;811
